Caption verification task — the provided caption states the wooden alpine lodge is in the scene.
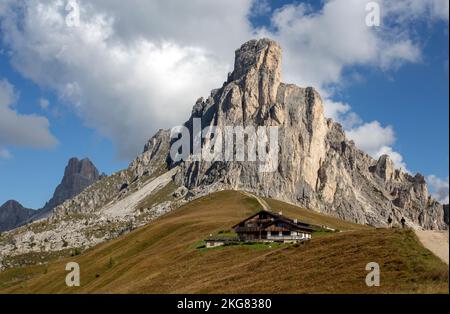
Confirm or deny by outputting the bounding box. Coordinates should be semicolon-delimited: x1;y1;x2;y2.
205;210;314;248
232;210;314;242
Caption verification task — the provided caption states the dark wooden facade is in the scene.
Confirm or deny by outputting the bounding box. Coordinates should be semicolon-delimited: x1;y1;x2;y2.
232;210;314;242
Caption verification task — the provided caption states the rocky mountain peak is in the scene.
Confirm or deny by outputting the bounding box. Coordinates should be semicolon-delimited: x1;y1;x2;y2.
226;39;282;121
166;38;447;230
1;200;23;210
40;157;101;216
0;157;102;230
0;200;34;232
65;157;99;182
230;38;281;82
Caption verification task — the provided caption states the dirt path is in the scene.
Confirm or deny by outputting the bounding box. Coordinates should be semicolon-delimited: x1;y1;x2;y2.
415;230;449;265
241;191;271;211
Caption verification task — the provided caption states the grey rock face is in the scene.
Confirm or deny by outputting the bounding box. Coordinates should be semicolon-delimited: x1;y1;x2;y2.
37;158;101;218
0;200;35;232
129;129;171;179
165;38;446;230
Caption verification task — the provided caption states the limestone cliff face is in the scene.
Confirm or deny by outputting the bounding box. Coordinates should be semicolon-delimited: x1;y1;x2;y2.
130;129;171;179
160;38;445;230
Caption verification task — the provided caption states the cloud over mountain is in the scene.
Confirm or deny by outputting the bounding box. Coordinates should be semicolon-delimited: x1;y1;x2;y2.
0;78;57;158
0;0;447;167
427;175;449;204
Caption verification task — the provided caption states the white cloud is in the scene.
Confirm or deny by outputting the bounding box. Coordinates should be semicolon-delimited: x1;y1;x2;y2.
0;78;58;151
87;0;253;60
256;0;422;89
0;0;251;158
323;99;362;129
383;0;449;22
345;121;407;171
378;40;421;70
376;145;408;172
427;175;449;204
39;98;49;110
323;100;351;122
0;0;446;163
346;121;395;154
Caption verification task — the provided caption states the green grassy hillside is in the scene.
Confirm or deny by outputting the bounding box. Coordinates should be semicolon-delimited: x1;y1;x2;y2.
0;191;447;293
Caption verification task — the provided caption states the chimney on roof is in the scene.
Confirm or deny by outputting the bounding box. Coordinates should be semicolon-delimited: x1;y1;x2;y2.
278;211;283;216
294;219;298;224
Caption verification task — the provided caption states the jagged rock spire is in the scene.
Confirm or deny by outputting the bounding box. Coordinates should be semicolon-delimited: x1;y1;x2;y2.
40;157;101;215
231;39;281;82
232;39;281;110
374;154;394;181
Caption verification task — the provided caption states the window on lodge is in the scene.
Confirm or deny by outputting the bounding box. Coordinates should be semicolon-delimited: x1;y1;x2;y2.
282;231;290;236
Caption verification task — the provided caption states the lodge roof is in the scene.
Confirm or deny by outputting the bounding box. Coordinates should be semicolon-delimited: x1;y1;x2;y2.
232;210;315;233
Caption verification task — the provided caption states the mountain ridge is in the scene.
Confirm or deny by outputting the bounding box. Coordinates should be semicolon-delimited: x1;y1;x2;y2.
0;38;447;271
0;157;101;232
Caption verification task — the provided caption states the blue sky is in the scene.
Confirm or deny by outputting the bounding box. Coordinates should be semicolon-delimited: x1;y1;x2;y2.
0;0;448;208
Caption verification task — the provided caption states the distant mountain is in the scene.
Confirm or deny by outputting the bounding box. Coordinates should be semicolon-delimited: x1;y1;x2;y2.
0;157;102;232
0;200;34;232
35;157;102;219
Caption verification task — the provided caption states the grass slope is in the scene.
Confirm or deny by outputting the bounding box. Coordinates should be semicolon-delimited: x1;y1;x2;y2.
0;191;447;294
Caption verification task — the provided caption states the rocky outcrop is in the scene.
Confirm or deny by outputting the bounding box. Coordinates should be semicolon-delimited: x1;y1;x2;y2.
33;158;102;220
129;129;171;179
0;201;35;232
166;38;446;230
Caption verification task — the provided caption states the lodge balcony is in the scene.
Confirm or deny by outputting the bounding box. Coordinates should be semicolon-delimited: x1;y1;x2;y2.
267;234;311;241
